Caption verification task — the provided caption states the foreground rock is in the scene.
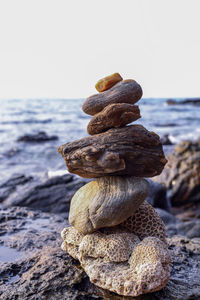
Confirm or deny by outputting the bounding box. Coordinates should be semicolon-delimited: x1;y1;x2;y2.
82;80;143;115
0;207;200;300
95;72;123;92
69;176;149;234
58;125;167;178
154;140;200;206
17;131;58;142
87;103;141;135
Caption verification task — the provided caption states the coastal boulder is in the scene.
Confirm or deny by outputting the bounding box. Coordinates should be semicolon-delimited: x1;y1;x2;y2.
154;140;200;206
0;173;89;216
17;131;58;143
58;125;167;178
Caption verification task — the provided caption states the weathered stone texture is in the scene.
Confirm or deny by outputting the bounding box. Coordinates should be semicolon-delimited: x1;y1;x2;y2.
58;125;167;178
82;80;143;116
87;103;141;135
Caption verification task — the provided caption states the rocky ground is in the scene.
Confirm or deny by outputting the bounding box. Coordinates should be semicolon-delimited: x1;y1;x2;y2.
0;139;200;299
0;206;199;300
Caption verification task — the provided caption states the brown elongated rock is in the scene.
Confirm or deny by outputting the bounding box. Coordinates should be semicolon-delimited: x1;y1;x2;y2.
69;176;149;234
87;103;141;135
82;79;143;115
95;73;123;92
57;125;167;178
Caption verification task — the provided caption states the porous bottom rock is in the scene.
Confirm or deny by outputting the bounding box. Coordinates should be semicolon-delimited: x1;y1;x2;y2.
61;225;171;297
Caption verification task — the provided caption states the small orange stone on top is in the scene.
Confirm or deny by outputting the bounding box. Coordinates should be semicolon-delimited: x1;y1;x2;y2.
95;73;123;92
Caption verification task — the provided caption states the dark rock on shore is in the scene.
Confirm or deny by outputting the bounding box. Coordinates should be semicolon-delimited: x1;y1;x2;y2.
58;125;167;178
154;140;200;206
17;131;58;143
146;180;170;211
0;173;89;215
167;98;200;106
156;208;200;238
160;134;173;145
0;207;200;300
0;174;33;202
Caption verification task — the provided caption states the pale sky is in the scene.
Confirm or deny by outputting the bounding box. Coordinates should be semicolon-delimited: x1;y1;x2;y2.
0;0;200;99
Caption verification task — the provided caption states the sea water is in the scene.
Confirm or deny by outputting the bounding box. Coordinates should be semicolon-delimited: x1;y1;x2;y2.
0;98;199;181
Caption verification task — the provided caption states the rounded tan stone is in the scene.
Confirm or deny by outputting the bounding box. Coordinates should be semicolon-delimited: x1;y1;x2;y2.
95;73;123;92
69;176;149;234
87;103;141;135
82;79;143;116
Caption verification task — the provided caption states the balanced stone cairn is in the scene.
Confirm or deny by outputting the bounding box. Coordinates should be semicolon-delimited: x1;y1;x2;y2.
58;73;171;297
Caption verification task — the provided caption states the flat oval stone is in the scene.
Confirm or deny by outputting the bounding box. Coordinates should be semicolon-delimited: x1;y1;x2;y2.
82;80;143;116
58;125;167;178
69;176;149;234
95;73;123;92
87;103;141;135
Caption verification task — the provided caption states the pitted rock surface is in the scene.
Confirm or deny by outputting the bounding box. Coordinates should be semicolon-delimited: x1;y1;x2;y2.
62;225;171;297
122;201;167;243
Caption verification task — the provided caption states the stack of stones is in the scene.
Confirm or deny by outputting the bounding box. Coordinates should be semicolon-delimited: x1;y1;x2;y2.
58;73;171;297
